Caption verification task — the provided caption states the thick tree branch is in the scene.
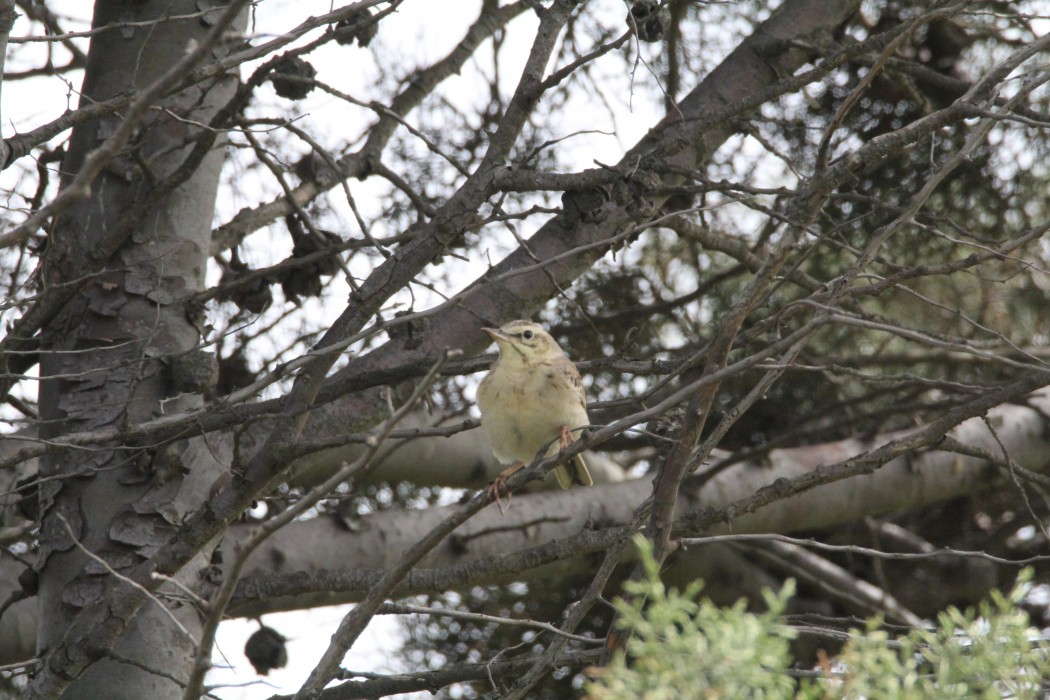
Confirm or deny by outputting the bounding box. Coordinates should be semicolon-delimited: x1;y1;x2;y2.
218;387;1050;616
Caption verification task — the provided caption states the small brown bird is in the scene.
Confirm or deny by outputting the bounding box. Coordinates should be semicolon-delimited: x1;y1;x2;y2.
477;320;593;501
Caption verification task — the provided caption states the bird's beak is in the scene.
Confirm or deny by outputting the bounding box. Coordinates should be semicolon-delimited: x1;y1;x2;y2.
482;327;511;343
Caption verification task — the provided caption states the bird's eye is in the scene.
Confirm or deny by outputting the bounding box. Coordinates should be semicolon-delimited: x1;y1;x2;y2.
522;330;534;340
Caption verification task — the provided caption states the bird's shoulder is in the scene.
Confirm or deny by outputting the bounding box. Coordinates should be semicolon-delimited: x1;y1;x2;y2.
537;355;586;403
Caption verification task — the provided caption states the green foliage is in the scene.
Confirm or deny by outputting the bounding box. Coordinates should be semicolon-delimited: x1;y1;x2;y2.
834;570;1049;700
587;538;1050;700
587;536;799;700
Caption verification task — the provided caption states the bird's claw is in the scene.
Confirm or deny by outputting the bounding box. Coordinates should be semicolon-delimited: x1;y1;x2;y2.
487;477;512;513
487;461;524;514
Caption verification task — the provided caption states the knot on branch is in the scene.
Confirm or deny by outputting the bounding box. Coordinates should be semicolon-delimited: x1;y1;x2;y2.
561;186;610;226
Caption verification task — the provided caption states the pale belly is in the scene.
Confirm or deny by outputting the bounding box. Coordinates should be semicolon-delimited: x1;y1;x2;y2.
483;399;565;464
478;367;588;465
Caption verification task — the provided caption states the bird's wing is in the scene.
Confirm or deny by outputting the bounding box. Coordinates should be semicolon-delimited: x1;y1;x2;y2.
568;361;586;411
547;356;587;413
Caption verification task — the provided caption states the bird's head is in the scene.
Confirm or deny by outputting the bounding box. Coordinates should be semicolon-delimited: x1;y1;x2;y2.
483;320;564;364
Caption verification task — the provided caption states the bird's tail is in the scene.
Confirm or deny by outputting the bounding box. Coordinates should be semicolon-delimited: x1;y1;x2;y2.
554;453;593;489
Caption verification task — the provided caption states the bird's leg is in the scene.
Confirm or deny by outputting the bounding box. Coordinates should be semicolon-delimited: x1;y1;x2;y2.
558;425;574;451
487;461;524;513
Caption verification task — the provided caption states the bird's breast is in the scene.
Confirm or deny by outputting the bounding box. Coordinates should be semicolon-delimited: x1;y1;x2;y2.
478;363;587;464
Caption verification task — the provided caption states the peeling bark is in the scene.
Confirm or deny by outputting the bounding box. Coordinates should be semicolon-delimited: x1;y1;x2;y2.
34;1;245;697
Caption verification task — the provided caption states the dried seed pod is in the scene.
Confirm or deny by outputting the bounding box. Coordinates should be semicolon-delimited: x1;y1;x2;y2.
629;0;672;43
271;56;317;100
217;351;256;394
334;9;378;47
287;213;342;276
219;259;273;315
171;350;219;394
280;267;323;303
245;626;288;676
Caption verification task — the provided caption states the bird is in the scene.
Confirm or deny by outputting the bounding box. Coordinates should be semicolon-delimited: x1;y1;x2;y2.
476;320;593;505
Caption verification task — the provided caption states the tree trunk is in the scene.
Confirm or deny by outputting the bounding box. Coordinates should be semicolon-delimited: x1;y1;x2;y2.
35;2;243;696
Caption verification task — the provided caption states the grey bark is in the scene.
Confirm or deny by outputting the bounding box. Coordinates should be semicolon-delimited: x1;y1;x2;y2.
224;388;1050;616
33;1;244;697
